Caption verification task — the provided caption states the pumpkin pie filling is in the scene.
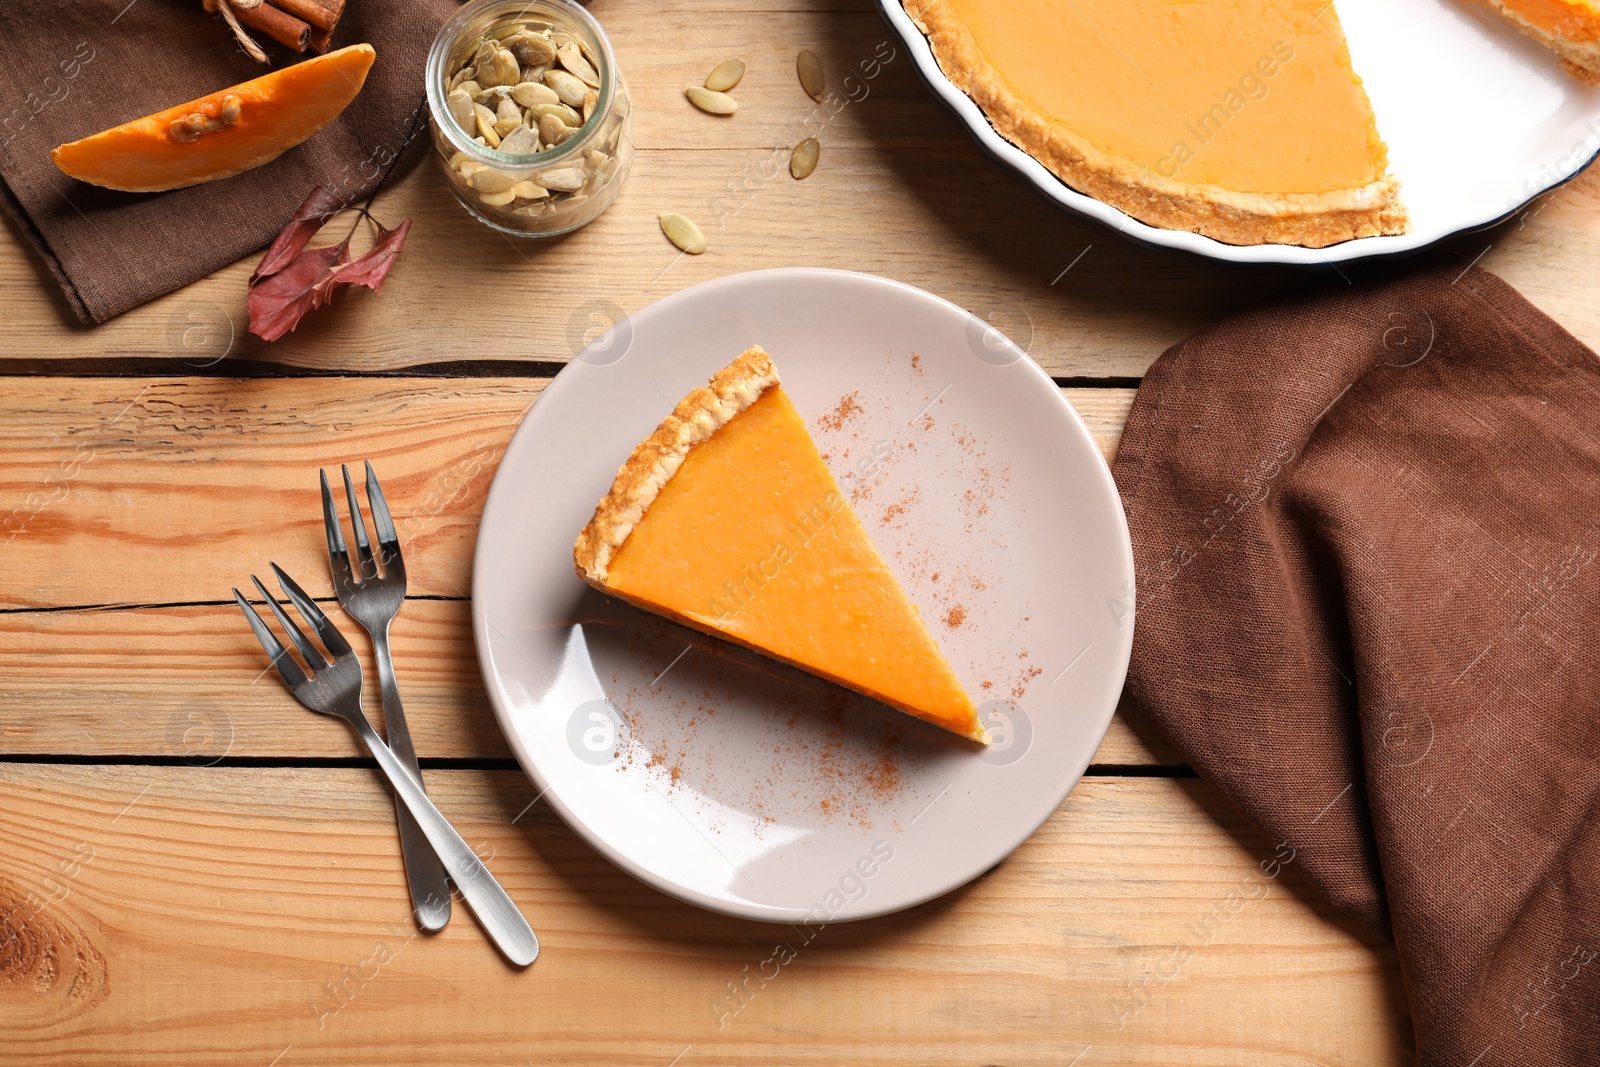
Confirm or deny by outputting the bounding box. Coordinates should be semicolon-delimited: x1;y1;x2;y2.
574;347;986;743
906;0;1405;246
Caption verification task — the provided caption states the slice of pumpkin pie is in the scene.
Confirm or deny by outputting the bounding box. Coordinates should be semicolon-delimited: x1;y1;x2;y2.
574;346;987;743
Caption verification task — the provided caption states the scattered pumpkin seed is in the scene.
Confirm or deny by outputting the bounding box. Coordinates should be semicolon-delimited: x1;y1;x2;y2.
790;137;820;179
659;212;707;254
797;49;824;102
685;85;738;115
705;57;745;92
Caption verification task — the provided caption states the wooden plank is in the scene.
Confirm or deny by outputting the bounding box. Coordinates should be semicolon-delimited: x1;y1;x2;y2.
0;378;1130;609
0;765;1411;1066
2;3;1596;380
0;0;1299;380
0;598;1175;765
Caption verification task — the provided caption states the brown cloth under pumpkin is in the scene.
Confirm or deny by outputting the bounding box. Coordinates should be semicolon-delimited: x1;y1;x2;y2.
1113;259;1600;1066
0;0;455;324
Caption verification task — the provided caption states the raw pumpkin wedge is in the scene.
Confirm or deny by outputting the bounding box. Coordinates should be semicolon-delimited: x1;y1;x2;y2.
51;43;376;193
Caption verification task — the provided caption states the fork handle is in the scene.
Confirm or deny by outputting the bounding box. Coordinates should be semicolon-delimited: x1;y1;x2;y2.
371;628;453;934
352;717;540;967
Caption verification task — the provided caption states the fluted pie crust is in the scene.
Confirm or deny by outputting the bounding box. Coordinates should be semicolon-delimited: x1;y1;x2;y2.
904;0;1407;248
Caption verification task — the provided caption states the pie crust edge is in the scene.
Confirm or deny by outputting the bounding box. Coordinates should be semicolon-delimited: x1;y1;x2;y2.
904;0;1411;248
574;345;779;585
1477;0;1600;84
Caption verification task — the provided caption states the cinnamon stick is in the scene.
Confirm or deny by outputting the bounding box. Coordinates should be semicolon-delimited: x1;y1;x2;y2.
235;1;310;53
269;0;339;33
307;24;333;53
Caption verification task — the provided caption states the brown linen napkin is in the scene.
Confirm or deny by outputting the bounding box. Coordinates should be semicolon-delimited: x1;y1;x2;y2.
1113;259;1600;1066
0;0;455;324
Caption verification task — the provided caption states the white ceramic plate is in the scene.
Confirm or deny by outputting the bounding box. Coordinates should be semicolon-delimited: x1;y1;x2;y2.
879;0;1600;265
472;269;1135;922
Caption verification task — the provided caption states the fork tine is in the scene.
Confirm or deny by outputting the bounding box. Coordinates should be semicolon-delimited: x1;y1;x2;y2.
234;587;310;688
364;460;399;549
341;463;377;577
251;574;329;671
271;562;353;658
319;469;355;587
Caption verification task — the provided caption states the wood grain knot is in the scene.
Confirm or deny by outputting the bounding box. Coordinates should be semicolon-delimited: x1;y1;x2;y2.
0;876;109;1025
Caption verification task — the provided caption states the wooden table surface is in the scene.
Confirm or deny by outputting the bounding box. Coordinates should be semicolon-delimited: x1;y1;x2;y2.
5;1;1598;1063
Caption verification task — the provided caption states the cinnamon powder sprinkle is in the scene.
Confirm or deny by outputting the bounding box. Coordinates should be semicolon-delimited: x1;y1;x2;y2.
817;391;864;431
943;605;967;628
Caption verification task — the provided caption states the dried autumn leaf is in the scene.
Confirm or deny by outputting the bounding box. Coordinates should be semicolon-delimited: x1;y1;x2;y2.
331;218;412;291
247;186;412;342
251;186;343;282
248;242;350;342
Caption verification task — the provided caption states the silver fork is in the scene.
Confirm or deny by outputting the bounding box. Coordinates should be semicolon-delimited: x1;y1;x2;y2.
320;462;451;933
235;564;538;967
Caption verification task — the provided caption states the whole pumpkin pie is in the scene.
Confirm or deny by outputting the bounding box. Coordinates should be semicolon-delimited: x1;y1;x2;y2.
905;0;1405;247
1477;0;1600;81
574;346;987;744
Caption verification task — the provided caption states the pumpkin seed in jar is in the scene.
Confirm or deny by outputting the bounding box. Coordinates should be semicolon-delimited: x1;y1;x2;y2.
478;45;521;87
497;125;540;154
530;101;582;127
512;80;560;107
446;88;476;132
473;103;502;147
494;96;523;136
471;168;521;194
511;180;548;199
704;57;745;92
685;86;737;115
538;112;575;146
544;69;588;107
479;188;518;207
658;212;706;254
538;167;587;192
504;30;556;67
557;42;601;88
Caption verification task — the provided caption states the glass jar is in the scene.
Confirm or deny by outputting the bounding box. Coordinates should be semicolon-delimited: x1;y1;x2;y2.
425;0;633;237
